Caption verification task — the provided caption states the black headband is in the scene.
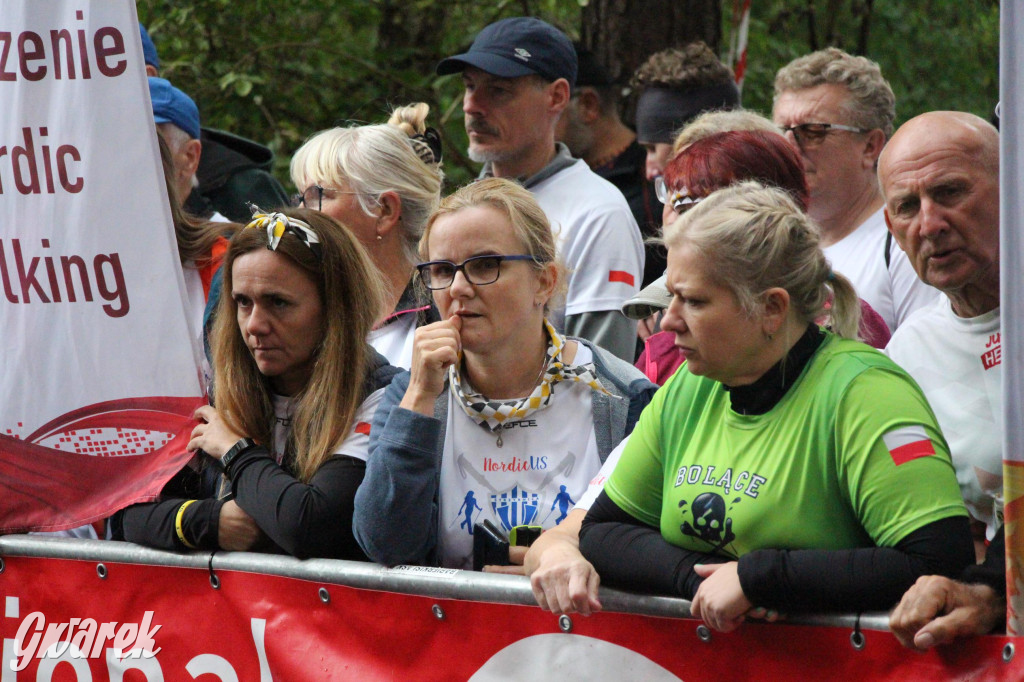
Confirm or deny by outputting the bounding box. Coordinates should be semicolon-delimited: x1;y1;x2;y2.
635;82;741;144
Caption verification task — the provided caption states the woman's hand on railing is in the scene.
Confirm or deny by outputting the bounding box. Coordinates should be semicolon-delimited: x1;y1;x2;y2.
218;500;262;551
690;562;753;632
522;510;602;617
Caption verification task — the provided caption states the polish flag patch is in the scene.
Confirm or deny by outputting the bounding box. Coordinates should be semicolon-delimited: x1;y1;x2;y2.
355;422;371;436
883;426;936;465
608;270;635;286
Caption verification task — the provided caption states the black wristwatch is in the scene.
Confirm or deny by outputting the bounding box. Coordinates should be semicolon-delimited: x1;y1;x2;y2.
220;438;257;479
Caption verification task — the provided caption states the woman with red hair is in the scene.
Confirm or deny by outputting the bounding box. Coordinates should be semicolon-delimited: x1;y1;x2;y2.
636;130;890;384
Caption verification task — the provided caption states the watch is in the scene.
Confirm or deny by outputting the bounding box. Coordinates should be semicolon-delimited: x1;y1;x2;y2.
220;437;257;479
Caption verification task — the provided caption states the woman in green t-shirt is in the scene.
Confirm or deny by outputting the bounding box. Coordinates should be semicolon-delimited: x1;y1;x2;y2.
579;182;973;632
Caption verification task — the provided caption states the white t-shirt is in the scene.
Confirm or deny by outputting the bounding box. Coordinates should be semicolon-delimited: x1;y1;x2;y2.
270;388;384;465
885;298;1003;537
823;208;941;333
574;435;628;511
436;345;603;569
368;315;417;370
530;160;644;329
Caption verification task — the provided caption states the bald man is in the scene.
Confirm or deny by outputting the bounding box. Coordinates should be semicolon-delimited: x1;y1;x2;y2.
879;111;1005;648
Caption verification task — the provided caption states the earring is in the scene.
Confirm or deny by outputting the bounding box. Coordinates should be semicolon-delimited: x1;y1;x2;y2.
376;233;382;241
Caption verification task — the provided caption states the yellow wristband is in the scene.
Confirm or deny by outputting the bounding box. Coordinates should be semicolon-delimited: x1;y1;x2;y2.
175;500;199;549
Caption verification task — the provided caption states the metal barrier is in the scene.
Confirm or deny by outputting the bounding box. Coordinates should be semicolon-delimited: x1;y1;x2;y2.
3;534;1018;681
0;534;890;631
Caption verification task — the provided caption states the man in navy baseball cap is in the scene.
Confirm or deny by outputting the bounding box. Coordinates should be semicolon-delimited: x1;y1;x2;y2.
435;17;646;369
437;16;576;87
436;17;577;178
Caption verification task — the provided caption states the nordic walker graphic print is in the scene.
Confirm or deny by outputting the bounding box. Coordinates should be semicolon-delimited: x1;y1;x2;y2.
0;0;205;532
440;427;598;568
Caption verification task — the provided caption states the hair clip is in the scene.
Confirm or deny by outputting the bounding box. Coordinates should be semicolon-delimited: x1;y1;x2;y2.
245;206;322;260
410;127;443;165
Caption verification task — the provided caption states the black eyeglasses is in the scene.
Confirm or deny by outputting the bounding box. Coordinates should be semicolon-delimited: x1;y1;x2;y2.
290;185;357;211
780;122;870;148
416;254;537;290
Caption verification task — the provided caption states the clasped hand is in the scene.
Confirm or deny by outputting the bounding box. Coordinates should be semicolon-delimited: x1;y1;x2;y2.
188;405;243;459
691;563;782;632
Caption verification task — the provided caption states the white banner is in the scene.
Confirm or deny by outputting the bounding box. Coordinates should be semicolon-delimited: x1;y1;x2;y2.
0;0;203;530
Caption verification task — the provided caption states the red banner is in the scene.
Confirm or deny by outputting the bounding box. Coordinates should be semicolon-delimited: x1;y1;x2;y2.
0;554;1019;681
0;397;204;533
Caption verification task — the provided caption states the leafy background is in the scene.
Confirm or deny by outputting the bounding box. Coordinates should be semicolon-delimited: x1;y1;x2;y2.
137;0;1000;189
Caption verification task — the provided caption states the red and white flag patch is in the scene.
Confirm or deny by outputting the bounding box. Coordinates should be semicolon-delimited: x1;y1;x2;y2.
608;270;635;286
883;425;936;465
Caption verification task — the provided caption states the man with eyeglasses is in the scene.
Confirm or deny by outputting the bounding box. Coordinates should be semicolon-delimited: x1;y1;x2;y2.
436;17;644;363
773;48;940;333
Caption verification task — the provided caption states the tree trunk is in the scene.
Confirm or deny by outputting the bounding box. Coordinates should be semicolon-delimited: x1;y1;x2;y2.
581;0;723;87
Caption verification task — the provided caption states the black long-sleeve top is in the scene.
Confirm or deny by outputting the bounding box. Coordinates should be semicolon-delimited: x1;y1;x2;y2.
113;448;368;560
112;350;401;560
962;526;1006;594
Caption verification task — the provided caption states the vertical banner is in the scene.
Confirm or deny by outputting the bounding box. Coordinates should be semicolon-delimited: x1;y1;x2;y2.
0;1;204;532
1000;0;1024;635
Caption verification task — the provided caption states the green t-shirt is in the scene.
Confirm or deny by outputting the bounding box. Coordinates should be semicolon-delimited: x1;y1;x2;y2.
606;335;967;559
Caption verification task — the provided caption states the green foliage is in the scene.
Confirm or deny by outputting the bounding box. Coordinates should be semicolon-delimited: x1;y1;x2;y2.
139;0;999;192
138;0;580;189
733;1;999;125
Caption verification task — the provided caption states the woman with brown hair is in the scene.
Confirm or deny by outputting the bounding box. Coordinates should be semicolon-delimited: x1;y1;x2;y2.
115;208;396;559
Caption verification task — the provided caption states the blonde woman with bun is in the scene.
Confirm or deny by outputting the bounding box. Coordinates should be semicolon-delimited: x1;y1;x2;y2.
290;104;444;368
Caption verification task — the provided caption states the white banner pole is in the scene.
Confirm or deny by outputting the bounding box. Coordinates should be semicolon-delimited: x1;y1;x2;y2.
999;0;1023;636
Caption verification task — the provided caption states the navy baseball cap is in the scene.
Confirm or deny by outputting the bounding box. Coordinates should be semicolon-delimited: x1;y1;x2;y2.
437;17;577;87
148;77;200;140
139;23;160;70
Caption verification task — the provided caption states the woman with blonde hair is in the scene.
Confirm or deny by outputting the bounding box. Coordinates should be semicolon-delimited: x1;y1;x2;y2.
290;104;443;368
579;182;972;631
115;208;397;559
354;178;656;570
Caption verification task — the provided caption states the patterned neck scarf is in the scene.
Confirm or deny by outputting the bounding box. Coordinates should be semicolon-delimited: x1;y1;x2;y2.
449;320;612;433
